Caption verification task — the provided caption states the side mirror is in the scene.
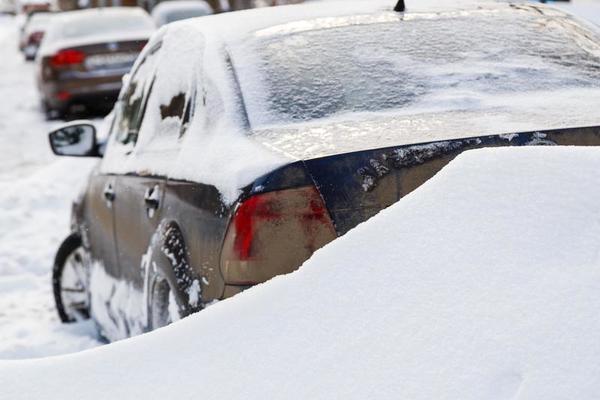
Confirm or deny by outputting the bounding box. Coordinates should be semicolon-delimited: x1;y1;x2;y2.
48;121;100;157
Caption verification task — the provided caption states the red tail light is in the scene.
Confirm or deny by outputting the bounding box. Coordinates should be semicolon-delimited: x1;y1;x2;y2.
232;194;282;260
50;49;85;67
221;186;337;285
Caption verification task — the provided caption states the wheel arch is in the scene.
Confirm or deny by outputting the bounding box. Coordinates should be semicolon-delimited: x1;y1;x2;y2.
143;220;203;325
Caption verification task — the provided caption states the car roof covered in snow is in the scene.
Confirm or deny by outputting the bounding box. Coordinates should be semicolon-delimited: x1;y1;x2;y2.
38;7;155;57
100;0;600;202
185;0;600;153
176;0;509;40
151;0;213;26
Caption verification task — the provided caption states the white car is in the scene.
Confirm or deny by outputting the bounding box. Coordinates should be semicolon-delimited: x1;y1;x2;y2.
151;0;213;26
0;0;16;14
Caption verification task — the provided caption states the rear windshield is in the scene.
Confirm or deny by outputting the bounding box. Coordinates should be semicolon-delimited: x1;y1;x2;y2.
233;10;600;128
54;13;153;39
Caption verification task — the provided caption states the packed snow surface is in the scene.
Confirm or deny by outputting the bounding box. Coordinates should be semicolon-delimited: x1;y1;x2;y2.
0;15;102;359
3;146;600;399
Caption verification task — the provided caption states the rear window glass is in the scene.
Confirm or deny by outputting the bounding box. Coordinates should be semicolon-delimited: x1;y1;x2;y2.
233;11;600;127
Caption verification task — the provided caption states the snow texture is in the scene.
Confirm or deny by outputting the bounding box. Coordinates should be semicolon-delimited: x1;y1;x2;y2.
4;146;600;399
89;261;146;341
0;15;102;359
151;0;213;27
1;0;600;366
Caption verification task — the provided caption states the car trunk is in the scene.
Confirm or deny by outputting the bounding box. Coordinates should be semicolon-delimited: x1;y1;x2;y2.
224;125;600;287
300;125;600;235
55;39;146;75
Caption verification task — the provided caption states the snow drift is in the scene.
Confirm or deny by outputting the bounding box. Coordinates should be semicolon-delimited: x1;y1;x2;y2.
2;146;600;399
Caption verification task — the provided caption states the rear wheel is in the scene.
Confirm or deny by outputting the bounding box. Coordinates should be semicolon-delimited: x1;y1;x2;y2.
148;275;179;330
52;235;91;323
42;100;65;121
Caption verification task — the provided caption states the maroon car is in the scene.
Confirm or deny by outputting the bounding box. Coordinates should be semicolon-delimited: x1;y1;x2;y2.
36;7;154;119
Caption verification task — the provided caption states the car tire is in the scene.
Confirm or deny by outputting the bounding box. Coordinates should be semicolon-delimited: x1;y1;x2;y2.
52;234;91;323
42;100;64;121
147;273;179;331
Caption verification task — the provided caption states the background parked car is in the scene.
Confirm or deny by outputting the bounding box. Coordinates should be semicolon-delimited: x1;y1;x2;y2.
36;7;155;119
19;0;50;15
47;0;600;341
152;0;213;27
0;0;16;14
19;11;53;60
17;9;47;49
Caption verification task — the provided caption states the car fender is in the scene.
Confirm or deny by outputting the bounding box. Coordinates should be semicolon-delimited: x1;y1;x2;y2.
141;220;203;325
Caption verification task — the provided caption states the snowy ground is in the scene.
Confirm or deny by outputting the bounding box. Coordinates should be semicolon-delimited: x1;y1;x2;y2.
0;0;600;361
4;146;600;400
0;15;101;359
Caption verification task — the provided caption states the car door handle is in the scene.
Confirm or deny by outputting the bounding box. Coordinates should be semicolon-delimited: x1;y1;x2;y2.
144;186;160;210
103;183;115;202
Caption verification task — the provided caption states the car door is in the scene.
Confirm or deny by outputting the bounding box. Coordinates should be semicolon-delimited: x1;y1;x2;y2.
81;169;118;277
108;44;162;295
114;33;227;313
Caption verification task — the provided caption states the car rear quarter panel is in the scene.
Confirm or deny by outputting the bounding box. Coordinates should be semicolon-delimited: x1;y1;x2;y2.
304;125;600;235
160;179;231;302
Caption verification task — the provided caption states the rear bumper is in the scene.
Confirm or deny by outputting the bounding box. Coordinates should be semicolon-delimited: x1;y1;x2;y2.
42;73;124;111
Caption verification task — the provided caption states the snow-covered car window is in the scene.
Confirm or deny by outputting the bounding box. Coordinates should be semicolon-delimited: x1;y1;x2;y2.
111;46;160;148
235;11;600;127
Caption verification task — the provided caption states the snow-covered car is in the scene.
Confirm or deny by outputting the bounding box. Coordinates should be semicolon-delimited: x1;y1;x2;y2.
19;11;53;60
5;146;600;398
46;0;600;341
0;0;17;14
36;7;155;119
151;0;213;27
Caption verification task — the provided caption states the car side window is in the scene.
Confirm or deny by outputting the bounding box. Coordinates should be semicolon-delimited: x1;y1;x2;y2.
110;43;161;150
134;37;204;152
102;32;206;170
158;88;196;138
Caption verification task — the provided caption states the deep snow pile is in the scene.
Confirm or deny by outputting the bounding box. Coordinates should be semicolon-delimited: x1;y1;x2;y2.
3;146;600;399
0;15;56;182
0;15;102;359
0;159;100;359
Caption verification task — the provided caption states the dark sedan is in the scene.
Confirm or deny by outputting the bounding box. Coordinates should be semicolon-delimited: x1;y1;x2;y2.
36;7;154;119
47;0;600;341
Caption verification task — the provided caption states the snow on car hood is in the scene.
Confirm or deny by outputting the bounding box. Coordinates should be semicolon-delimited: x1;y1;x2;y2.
3;146;600;399
251;88;600;160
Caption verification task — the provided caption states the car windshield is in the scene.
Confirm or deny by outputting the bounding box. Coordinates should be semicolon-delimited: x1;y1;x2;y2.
233;11;600;128
55;12;153;39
